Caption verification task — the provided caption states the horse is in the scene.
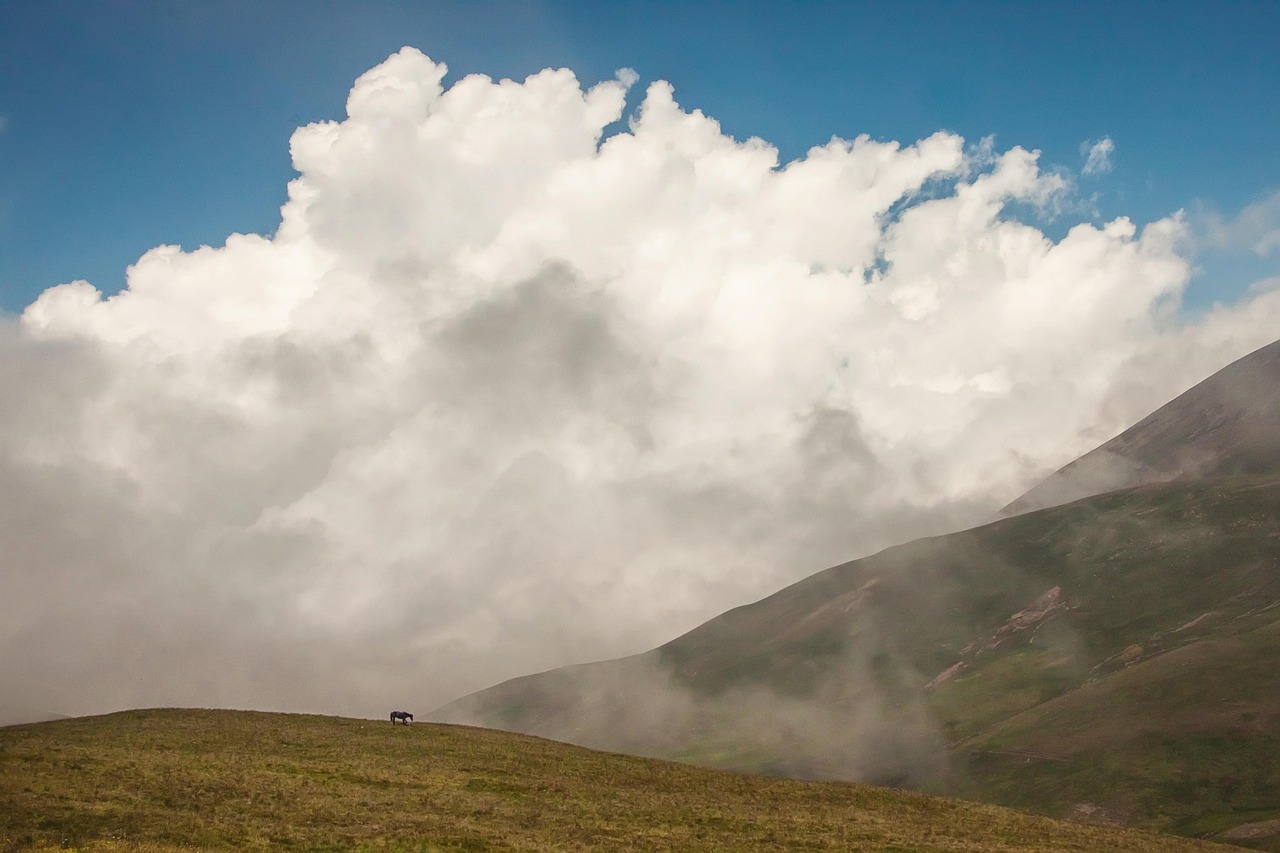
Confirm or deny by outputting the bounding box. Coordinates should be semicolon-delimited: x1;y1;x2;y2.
390;710;413;725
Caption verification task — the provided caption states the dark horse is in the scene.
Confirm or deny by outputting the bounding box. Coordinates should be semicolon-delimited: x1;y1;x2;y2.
390;710;413;725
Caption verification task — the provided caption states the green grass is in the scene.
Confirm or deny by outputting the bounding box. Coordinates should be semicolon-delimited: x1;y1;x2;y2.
927;640;1086;743
0;708;1235;852
952;614;1280;843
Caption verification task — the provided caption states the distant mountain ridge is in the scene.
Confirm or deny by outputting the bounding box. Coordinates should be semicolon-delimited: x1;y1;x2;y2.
1002;337;1280;516
432;337;1280;847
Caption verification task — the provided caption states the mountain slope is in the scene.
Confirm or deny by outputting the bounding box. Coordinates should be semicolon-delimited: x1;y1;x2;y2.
958;612;1280;839
0;708;1228;852
1003;337;1280;516
432;473;1280;845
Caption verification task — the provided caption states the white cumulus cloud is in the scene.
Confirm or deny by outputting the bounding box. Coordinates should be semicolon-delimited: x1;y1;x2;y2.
2;48;1278;723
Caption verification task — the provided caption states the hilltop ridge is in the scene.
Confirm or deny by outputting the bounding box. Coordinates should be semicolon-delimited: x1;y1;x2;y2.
1003;337;1280;516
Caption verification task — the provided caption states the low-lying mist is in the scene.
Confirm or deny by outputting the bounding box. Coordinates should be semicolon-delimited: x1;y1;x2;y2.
434;474;1280;790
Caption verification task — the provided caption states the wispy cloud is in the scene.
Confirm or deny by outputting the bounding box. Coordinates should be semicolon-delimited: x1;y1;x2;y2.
1080;136;1115;176
1202;190;1280;257
2;48;1277;724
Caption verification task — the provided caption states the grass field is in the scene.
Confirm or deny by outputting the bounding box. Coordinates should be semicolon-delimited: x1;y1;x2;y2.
0;708;1239;852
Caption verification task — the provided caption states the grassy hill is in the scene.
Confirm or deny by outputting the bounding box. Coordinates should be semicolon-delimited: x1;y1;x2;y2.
0;708;1238;852
432;473;1280;847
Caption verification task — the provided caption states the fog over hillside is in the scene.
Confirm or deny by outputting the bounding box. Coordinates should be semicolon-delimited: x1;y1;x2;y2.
3;48;1279;724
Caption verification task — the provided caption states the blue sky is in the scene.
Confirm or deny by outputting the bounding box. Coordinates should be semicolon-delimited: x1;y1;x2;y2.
1;0;1277;313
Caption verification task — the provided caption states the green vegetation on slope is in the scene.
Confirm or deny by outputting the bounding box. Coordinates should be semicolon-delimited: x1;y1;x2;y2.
952;613;1280;848
0;709;1233;852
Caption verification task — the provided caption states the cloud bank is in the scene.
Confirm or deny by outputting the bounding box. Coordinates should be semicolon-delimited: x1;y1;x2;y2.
3;48;1279;723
